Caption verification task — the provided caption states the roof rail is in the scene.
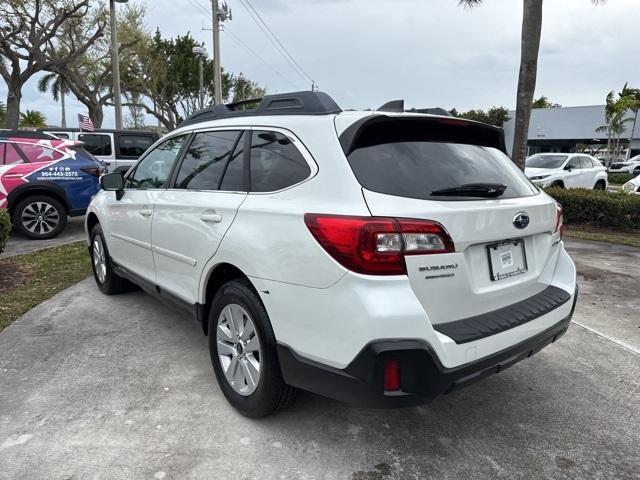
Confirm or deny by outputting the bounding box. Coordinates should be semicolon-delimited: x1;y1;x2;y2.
179;91;342;127
0;129;58;139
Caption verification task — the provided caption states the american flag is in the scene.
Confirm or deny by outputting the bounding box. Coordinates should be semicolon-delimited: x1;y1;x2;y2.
78;113;95;132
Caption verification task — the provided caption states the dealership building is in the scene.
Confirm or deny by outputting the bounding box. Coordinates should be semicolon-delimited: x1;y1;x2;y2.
502;105;640;159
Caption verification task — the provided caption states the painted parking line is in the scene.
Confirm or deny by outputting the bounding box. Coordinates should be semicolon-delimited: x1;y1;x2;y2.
572;320;640;356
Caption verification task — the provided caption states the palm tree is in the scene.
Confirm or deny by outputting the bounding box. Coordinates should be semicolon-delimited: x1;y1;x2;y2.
619;83;640;159
37;72;70;128
458;0;606;169
19;110;47;128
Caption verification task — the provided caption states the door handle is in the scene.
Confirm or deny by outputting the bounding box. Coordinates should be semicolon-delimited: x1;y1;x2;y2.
139;209;152;217
200;213;222;223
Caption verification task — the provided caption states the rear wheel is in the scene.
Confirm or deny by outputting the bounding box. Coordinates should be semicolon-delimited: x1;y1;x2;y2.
594;180;606;190
633;167;640;176
90;224;136;294
550;181;564;188
208;279;296;418
12;195;67;240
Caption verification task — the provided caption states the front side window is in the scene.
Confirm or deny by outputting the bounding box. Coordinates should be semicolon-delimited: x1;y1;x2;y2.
174;131;241;190
79;134;112;156
118;135;155;158
249;130;311;192
566;157;582;170
14;143;65;163
127;135;186;189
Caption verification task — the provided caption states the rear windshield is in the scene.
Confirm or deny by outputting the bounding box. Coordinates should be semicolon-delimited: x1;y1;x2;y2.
347;141;538;201
526;154;567;169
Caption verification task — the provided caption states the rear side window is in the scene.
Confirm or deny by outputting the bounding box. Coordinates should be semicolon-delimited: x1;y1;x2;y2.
249;130;311;192
0;143;25;165
175;131;241;190
14;143;65;163
118;135;155;158
79;134;112;156
579;157;592;169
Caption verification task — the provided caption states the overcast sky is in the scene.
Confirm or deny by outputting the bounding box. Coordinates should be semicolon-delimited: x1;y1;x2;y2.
3;0;639;128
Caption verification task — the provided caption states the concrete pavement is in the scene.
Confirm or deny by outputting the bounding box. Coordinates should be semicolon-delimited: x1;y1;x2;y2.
0;217;85;259
0;239;638;479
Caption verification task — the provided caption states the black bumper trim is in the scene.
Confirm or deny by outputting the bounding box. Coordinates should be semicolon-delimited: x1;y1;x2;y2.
277;287;577;408
432;285;572;344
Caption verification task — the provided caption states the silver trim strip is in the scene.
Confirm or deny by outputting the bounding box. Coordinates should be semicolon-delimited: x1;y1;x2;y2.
152;244;197;267
110;232;151;250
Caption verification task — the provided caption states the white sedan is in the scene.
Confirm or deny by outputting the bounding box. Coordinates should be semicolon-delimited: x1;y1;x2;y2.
609;155;640;176
525;153;608;190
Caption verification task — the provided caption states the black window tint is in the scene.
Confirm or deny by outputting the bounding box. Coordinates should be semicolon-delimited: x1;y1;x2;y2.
127;135;185;189
3;143;24;165
175;131;240;190
249;131;310;192
118;135;155;158
348;142;537;201
220;132;246;191
79;134;112;156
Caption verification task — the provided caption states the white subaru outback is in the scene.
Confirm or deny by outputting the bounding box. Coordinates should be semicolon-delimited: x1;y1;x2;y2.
86;91;577;418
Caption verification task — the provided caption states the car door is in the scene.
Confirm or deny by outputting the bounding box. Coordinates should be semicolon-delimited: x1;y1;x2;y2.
579;156;597;187
151;129;248;303
106;135;187;284
563;156;583;188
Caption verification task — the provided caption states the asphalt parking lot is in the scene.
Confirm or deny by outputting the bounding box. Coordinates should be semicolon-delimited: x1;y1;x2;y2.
0;217;85;259
0;239;638;479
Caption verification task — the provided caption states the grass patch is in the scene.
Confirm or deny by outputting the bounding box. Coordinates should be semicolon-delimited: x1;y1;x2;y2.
0;241;91;333
564;225;640;248
608;173;634;185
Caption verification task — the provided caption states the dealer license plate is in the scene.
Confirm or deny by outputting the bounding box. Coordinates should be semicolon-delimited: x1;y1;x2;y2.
487;239;528;281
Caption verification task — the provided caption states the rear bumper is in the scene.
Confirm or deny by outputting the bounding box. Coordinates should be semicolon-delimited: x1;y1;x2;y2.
278;288;577;408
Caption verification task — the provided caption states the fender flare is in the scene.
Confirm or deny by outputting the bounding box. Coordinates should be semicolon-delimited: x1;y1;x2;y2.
6;182;72;213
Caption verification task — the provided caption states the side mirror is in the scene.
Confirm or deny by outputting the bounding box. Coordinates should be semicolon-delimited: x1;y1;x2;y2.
564;165;572;172
100;172;125;200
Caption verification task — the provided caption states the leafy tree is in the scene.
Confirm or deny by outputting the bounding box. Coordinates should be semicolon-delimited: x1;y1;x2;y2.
232;74;267;103
19;110;47;128
619;83;640;159
532;95;561;108
453;106;511;127
47;3;147;128
596;90;635;163
458;0;606;169
37;72;70;127
0;0;104;128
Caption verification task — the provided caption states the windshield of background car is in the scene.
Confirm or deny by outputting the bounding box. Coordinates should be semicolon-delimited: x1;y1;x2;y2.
525;154;568;169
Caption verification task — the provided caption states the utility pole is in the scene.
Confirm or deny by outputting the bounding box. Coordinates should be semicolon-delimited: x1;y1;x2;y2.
110;0;128;130
211;0;223;105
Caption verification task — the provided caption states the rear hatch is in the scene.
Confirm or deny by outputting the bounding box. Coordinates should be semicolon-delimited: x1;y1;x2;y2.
339;115;562;325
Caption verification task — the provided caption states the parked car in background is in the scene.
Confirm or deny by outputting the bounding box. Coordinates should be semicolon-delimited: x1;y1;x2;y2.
525;153;608;190
39;128;160;174
622;174;640;194
609;155;640;176
86;91;577;418
0;131;105;239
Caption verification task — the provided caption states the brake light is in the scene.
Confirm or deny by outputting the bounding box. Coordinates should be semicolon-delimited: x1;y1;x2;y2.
555;203;563;239
304;214;454;275
81;166;103;177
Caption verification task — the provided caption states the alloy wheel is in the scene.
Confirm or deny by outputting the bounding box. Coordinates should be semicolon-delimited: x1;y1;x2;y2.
92;237;107;284
21;201;59;236
216;304;262;396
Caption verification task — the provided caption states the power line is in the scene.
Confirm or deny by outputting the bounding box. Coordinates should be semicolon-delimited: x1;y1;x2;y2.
236;0;315;86
223;29;301;89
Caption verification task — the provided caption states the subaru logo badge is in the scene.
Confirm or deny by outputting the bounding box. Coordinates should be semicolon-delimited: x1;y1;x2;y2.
513;212;530;229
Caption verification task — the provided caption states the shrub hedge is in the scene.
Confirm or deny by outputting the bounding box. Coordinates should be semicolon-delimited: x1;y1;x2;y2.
544;187;640;230
0;209;11;254
608;173;634;185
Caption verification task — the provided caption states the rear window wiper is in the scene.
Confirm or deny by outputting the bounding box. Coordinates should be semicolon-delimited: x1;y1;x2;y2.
430;183;507;198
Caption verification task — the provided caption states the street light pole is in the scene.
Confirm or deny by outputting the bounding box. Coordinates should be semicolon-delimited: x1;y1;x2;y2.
110;0;128;130
192;46;207;110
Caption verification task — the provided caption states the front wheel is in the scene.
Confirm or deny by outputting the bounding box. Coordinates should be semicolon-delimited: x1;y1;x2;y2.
594;180;606;190
12;195;67;239
208;279;296;418
633;167;640;176
90;224;136;294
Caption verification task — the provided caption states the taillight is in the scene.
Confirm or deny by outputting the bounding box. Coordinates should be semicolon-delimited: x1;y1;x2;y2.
555;203;563;239
303;214;454;275
81;167;102;177
383;358;401;392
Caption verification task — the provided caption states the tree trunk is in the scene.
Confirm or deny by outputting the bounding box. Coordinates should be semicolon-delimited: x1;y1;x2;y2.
627;110;638;160
60;87;67;128
5;85;22;129
88;104;104;129
511;0;543;170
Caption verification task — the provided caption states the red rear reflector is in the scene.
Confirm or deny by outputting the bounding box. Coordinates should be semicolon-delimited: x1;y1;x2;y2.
383;358;401;392
304;214;454;275
555;203;563;239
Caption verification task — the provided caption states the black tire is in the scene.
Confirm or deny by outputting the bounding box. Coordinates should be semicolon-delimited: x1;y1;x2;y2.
90;224;136;294
633;167;640;176
12;195;67;240
208;279;296;418
550;181;564;188
594;180;606;190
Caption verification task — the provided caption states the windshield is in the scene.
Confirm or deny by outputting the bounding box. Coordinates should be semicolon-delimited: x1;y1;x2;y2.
526;154;567;169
